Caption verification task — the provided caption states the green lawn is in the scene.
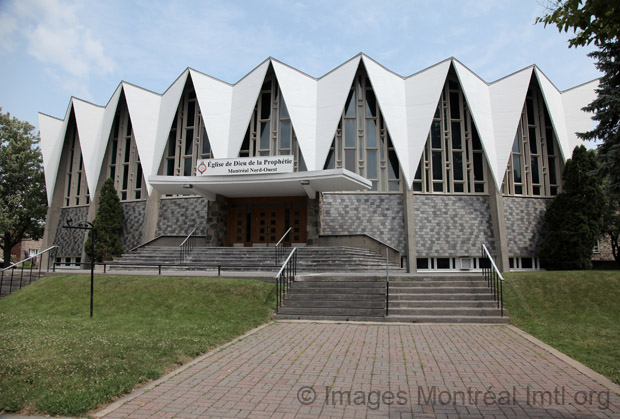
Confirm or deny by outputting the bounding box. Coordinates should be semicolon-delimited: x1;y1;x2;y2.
503;270;620;386
0;274;275;416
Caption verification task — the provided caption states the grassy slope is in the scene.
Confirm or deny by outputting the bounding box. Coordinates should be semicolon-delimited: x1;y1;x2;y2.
503;270;620;386
0;274;275;416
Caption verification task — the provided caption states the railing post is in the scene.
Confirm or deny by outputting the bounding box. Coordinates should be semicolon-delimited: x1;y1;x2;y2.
500;279;504;316
9;268;14;295
385;247;390;316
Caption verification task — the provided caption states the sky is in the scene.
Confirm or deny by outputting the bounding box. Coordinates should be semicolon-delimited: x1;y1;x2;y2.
0;0;601;132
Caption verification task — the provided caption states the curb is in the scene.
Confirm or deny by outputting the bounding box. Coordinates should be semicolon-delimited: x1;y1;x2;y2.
506;325;620;396
92;321;273;418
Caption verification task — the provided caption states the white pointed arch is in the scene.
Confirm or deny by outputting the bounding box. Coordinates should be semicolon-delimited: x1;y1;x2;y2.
191;60;269;159
122;82;162;195
226;60;271;157
272;59;318;169
273;56;361;171
39;112;65;205
534;68;571;160
562;79;598;151
228;60;271;157
153;70;190;179
315;56;361;170
452;60;501;189
71;98;105;199
91;85;123;195
361;55;409;184
489;67;534;188
191;69;233;159
404;59;452;187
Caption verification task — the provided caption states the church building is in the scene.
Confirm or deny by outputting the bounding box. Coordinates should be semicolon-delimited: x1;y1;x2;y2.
38;54;598;272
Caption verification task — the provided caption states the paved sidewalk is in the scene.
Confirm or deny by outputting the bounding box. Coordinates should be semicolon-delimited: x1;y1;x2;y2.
95;322;620;418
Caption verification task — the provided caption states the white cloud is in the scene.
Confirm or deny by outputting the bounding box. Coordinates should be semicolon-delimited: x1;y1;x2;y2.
2;0;116;80
0;11;18;54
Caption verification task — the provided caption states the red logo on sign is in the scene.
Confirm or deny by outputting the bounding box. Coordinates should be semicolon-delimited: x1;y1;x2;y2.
197;161;207;175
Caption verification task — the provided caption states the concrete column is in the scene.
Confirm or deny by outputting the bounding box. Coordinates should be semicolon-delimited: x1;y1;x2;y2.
403;188;417;273
306;198;319;246
488;176;509;273
142;189;161;243
40;206;62;269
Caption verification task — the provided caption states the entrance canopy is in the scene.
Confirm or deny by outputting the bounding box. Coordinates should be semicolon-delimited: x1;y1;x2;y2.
148;168;371;200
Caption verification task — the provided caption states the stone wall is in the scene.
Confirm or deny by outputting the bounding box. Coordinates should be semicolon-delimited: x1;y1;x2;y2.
120;201;146;251
503;197;550;257
414;194;495;257
205;195;227;246
156;197;209;237
320;193;406;252
53;206;89;257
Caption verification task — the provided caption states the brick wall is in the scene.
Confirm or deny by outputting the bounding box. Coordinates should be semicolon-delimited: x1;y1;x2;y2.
414;194;495;257
53;206;90;257
156;197;209;237
503;197;550;257
120;201;146;250
320;193;406;252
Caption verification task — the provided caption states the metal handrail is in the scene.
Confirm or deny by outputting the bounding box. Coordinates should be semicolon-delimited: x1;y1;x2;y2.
274;227;292;264
481;244;504;317
275;247;297;313
1;245;59;298
385;247;390;316
179;227;197;262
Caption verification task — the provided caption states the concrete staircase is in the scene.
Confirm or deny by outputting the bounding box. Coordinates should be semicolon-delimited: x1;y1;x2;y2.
275;273;509;323
109;246;404;273
386;274;509;323
275;274;387;320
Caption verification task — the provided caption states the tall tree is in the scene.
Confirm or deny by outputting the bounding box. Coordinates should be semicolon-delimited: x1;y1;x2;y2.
537;1;620;193
536;0;619;48
84;178;124;262
539;146;606;270
0;109;47;268
602;190;620;262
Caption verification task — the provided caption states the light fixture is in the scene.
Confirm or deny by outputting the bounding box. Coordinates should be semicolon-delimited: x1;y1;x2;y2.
300;180;310;186
182;184;193;189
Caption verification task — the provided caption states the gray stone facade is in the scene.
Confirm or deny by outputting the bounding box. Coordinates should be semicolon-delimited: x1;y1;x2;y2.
120;201;147;251
320;193;406;251
156;197;209;237
205;195;227;246
414;194;495;257
306;198;319;246
504;197;550;257
53;206;89;257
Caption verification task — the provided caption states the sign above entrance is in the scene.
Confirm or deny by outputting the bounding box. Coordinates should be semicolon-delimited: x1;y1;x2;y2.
196;156;294;176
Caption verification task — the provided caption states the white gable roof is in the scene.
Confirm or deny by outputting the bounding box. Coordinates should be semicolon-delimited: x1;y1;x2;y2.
38;112;65;205
39;55;597;201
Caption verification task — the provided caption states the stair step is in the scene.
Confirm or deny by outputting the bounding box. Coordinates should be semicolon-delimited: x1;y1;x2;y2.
388;307;502;316
389;293;495;301
384;315;510;324
278;307;385;316
389;300;498;308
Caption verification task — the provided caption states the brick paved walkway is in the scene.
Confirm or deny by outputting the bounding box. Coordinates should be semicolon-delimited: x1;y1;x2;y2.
96;322;620;418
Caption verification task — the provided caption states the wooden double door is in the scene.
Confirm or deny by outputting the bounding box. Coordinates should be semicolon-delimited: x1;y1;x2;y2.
227;197;307;246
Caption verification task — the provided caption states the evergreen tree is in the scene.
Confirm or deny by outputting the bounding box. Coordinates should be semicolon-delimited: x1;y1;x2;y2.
539;146;605;270
602;190;620;262
85;178;124;262
537;1;620;193
579;40;620;194
0;109;47;268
